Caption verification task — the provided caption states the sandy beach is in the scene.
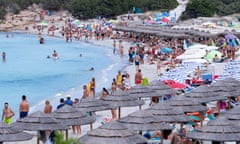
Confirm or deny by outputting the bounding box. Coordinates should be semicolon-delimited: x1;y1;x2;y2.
1;3;240;144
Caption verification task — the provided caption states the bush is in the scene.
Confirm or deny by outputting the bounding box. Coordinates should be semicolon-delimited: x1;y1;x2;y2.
181;0;240;20
0;7;6;19
54;131;80;144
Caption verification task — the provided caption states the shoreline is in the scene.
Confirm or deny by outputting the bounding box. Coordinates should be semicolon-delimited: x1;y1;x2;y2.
0;30;133;109
2;8;239;144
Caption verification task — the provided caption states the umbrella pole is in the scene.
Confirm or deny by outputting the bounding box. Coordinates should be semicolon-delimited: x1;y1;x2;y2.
37;137;40;144
90;112;93;130
90;123;93;130
139;97;142;110
65;129;68;140
118;107;121;119
180;123;183;129
200;112;204;127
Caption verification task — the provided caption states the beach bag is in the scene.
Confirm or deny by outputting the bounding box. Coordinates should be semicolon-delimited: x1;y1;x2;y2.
142;78;148;86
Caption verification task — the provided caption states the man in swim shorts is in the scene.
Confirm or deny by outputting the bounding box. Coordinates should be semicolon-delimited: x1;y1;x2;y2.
135;69;143;84
2;102;15;124
19;95;29;118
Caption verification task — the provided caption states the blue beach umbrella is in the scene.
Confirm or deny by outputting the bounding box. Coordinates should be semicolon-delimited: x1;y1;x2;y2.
161;47;172;54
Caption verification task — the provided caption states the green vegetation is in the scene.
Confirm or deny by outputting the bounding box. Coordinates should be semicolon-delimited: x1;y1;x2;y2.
0;7;6;19
180;0;240;20
2;0;239;21
54;131;80;144
65;0;178;19
0;0;178;19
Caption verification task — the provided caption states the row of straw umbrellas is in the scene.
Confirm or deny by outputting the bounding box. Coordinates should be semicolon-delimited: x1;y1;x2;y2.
79;77;240;143
1;77;240;143
113;24;239;38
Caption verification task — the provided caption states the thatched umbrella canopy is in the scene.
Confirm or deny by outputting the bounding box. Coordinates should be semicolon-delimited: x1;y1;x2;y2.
73;97;110;112
52;105;96;137
184;92;227;103
225;105;240;126
128;84;159;98
187;116;240;142
0;122;33;143
146;80;177;96
101;90;144;118
166;95;208;113
12;111;68;131
184;85;230;103
79;121;148;144
52;105;96;126
145;103;191;123
209;78;240;99
118;110;172;131
192;85;231;93
12;111;68;144
211;77;240;95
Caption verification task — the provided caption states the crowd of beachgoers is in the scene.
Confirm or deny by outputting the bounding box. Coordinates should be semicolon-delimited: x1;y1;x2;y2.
1;5;240;144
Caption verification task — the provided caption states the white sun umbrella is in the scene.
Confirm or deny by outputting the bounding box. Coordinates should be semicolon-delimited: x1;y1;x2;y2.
185;48;206;55
187;44;208;50
183;58;208;64
204;46;219;51
177;49;206;60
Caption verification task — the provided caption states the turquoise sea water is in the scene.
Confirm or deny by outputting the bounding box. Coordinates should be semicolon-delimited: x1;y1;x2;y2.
0;32;126;119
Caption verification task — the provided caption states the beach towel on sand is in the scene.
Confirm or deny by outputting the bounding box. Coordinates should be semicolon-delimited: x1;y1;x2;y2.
101;117;112;125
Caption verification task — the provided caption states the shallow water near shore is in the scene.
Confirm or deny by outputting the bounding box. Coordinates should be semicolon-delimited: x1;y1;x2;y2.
0;32;126;120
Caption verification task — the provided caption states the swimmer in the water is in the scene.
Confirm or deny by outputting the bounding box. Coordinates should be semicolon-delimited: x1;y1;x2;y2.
80;54;83;57
52;50;59;59
89;67;94;71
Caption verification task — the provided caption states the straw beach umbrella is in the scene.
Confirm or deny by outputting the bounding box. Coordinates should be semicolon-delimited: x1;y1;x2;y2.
101;90;144;119
118;110;172;132
184;85;230;103
127;85;158;109
146;103;191;123
146;80;177;104
79;121;148;144
147;80;177;96
53;105;96;125
187;116;240;142
12;111;68;144
225;105;240;126
166;95;208;126
52;105;96;137
0;122;33;143
73;97;110;112
211;77;240;90
127;84;157;97
166;95;208;113
12;111;67;131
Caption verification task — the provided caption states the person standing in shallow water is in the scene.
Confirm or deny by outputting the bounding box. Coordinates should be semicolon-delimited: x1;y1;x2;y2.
44;100;52;114
113;39;116;54
19;95;29;118
82;85;89;99
2;102;15;124
89;77;96;97
2;52;6;62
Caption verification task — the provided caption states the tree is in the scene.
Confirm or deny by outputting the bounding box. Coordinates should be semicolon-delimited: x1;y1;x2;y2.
40;0;61;11
0;7;6;19
180;0;219;20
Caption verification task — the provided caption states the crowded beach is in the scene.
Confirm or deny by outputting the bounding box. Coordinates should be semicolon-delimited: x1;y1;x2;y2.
1;4;240;144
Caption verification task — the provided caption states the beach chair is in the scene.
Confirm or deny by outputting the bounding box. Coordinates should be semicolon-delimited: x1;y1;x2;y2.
201;74;213;84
